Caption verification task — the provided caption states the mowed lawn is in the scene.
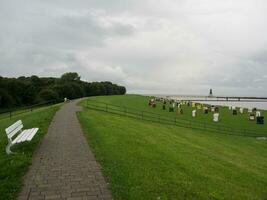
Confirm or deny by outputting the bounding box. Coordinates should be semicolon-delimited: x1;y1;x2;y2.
85;94;267;133
0;104;61;200
78;95;267;200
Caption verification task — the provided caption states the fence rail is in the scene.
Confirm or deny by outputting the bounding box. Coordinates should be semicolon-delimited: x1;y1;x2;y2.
0;100;61;120
86;100;267;138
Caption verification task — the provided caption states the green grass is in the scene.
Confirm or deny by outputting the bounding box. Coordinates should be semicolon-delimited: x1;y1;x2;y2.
83;94;267;133
78;95;267;200
0;103;61;200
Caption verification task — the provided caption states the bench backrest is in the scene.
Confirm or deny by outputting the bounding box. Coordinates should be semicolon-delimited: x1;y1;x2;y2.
5;120;23;139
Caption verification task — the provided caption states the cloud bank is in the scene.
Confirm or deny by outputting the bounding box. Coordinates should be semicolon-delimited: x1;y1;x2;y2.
0;0;267;96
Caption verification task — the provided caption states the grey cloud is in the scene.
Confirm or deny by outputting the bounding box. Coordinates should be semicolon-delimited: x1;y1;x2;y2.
0;2;135;79
1;0;267;96
249;50;267;64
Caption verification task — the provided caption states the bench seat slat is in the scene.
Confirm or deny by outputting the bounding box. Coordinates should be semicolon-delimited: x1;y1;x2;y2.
12;130;29;144
25;128;38;141
17;130;32;143
11;130;25;144
12;128;38;144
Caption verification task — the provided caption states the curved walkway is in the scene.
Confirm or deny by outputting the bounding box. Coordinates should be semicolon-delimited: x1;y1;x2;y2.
18;100;112;200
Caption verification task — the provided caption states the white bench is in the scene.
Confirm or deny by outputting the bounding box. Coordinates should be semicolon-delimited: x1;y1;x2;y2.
5;120;39;154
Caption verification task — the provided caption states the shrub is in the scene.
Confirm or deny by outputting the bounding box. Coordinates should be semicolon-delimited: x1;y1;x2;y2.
38;89;59;101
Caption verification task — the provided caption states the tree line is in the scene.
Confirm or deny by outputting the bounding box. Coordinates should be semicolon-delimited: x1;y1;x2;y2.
0;72;126;109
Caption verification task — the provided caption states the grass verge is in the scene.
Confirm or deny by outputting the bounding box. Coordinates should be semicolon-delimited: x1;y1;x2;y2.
78;95;267;200
0;103;61;200
83;95;267;133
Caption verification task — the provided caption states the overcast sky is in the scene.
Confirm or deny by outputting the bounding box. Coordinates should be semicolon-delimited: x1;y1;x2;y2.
0;0;267;96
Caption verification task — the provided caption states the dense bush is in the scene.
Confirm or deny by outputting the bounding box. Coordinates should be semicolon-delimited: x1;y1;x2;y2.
0;89;15;108
38;89;59;101
0;72;126;108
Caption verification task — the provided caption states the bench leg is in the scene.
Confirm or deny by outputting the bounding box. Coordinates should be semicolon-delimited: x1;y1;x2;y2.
6;141;14;155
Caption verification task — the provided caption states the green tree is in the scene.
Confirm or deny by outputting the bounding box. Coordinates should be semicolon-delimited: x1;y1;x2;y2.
0;72;126;108
23;85;37;105
61;72;80;82
70;83;85;98
54;84;76;100
0;89;15;108
38;89;59;101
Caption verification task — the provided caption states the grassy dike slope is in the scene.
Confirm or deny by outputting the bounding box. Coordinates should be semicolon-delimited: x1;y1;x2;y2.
78;95;267;200
0;104;61;200
84;95;267;132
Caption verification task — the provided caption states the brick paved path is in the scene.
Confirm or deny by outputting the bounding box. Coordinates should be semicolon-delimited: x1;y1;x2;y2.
18;100;112;200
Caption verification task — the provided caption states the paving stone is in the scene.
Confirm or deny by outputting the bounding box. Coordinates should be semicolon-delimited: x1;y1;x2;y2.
17;100;112;200
45;194;61;199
